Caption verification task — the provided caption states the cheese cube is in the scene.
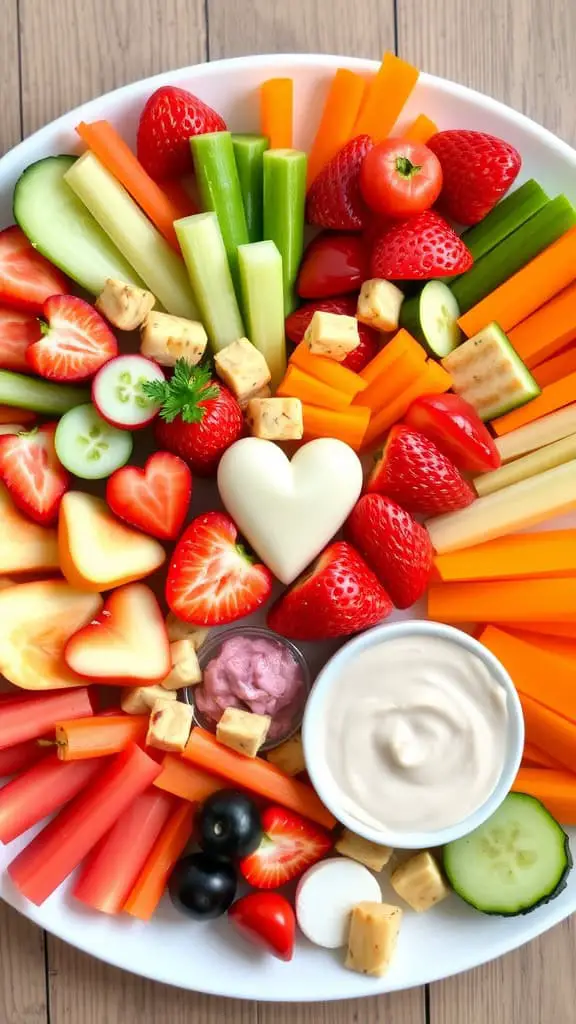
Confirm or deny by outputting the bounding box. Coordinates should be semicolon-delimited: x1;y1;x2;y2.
216;707;271;757
214;338;272;404
357;279;404;333
121;684;177;715
335;829;392;872
266;732;305;776
164;613;209;649
246;397;303;440
140;311;208;367
390;852;450;912
96;278;156;331
146;699;194;753
161;638;202;690
238;384;272;410
345;902;403;977
304;311;359;362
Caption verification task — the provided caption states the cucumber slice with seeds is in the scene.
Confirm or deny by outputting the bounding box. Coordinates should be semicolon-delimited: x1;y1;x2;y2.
403;281;461;356
55;403;133;479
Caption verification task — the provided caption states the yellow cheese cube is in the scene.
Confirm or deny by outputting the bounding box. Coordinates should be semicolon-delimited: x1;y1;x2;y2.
246;397;303;440
214;338;271;404
346;902;403;977
390;852;450;912
146;699;194;753
165;613;209;649
140;311;208;367
357;279;404;332
266;732;305;776
161;638;202;690
304;311;360;362
216;708;271;757
121;684;177;715
335;829;392;872
96;278;156;331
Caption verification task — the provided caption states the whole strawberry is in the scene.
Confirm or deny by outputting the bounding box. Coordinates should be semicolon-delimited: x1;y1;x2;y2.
143;359;243;476
137;86;227;180
427;130;521;225
285;296;380;372
267;541;392;640
306;135;374;231
371;211;473;280
346;494;433;609
367;424;476;516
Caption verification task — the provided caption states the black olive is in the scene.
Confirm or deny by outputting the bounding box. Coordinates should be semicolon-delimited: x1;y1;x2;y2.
198;789;263;859
169;853;237;919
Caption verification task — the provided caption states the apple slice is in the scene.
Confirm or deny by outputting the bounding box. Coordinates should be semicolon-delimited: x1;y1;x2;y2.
0;579;103;690
65;582;171;684
59;491;166;592
0;483;60;575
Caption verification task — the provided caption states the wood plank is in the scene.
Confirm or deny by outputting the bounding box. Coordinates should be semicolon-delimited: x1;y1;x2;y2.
258;992;426;1024
0;0;21;154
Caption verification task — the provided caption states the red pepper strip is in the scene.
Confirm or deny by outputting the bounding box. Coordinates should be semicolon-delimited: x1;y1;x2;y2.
404;392;501;474
124;800;194;920
0;739;45;778
0;689;93;751
7;743;161;905
0;753;103;844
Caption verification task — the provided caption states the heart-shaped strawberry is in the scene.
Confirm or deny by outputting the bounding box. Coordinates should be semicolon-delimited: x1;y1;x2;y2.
106;452;192;541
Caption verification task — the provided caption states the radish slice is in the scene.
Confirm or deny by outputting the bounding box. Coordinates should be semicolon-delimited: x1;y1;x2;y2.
92;354;164;429
295;857;382;948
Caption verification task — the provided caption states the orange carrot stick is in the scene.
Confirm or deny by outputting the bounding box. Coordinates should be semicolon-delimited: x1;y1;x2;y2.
353;52;419;141
434;530;576;583
290;344;367;398
508;280;576;368
76;120;188;251
403;114;438;144
497;621;576;639
153;753;225;802
307;69;367;187
503;629;576;663
532;347;576;388
260;79;293;149
429;578;576;624
522;742;562;770
184;728;336;829
363;360;452;448
277;364;353;411
302;402;370;450
512;766;576;824
0;406;36;425
458;226;576;338
360;329;425;384
520;692;576;774
54;715;148;761
353;345;428;413
492;370;576;436
478;626;576;723
124;800;194;920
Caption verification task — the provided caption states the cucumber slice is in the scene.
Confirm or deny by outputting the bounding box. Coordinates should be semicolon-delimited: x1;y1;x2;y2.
0;369;89;415
443;792;572;915
442;322;540;421
13;156;145;296
403;281;461;356
91;355;164;430
55;403;133;479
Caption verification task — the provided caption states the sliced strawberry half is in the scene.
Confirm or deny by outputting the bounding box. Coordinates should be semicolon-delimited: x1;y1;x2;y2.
166;511;273;626
0;306;42;372
239;806;333;889
64;582;171;684
0;226;69;313
0;422;70;525
106;452;192;541
27;295;118;383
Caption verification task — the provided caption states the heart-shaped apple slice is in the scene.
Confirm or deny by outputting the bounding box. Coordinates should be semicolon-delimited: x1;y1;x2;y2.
217;438;363;585
65;582;171;684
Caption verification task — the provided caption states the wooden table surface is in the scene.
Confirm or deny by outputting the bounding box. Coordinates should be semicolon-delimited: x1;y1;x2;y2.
1;0;575;1021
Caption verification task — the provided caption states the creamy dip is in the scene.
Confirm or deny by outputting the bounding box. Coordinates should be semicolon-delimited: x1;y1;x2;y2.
323;634;509;833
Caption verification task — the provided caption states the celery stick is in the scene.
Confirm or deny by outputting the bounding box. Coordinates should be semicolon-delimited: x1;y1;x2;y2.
190;132;249;290
64;152;199;319
175;213;245;353
238;241;286;388
0;370;89;415
232;134;269;243
459;179;549;266
263;149;307;316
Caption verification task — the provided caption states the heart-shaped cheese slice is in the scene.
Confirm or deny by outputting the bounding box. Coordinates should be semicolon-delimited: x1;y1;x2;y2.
217;437;363;584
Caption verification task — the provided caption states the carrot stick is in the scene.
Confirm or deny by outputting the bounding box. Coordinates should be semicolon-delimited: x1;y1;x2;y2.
523;742;562;770
290;343;367;398
428;578;576;624
360;329;426;384
353;345;428;413
434;530;576;583
403;114;438;144
492;370;576;436
520;692;576;774
307;69;367;187
478;625;576;723
75;121;188;252
153;753;225;802
302;402;370;450
184;728;336;829
353;52;419;141
277;364;353;411
503;629;576;663
260;79;293;149
533;347;576;388
54;715;148;760
508;280;576;368
0;406;36;425
124;800;193;920
458;226;576;337
512;767;576;824
497;621;576;639
363;360;452;448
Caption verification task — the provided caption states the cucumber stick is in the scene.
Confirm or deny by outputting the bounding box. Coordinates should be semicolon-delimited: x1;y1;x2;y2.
232;134;269;243
176;213;245;352
191;132;249;290
263;149;307;316
64;152;198;319
238;241;286;388
0;370;89;415
452;195;576;314
13;156;145;295
443;323;540;420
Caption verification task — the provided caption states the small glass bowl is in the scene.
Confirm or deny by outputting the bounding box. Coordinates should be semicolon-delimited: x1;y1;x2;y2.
183;626;311;751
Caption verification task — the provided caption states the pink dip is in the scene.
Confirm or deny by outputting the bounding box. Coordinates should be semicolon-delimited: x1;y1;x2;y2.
194;635;306;741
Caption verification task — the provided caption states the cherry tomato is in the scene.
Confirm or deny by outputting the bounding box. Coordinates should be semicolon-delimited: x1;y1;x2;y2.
360;139;443;218
228;891;296;961
297;233;370;299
